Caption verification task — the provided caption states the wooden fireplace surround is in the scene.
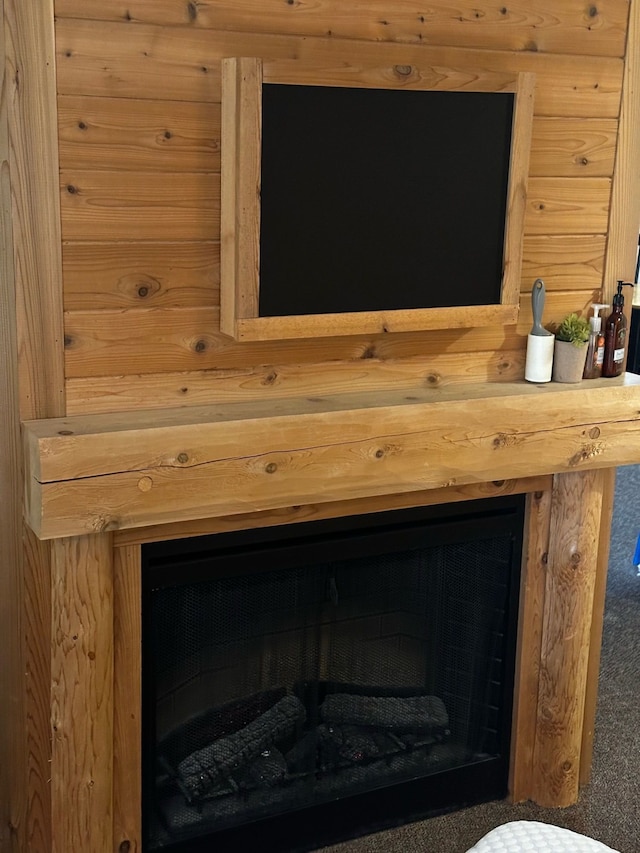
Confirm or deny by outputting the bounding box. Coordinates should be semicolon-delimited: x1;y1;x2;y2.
15;374;640;853
3;2;640;853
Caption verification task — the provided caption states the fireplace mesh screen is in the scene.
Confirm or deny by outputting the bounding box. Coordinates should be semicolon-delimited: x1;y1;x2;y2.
143;503;521;851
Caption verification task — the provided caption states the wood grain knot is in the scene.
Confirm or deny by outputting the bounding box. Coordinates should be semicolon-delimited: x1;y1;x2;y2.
562;760;573;772
177;452;189;464
58;429;74;436
570;551;582;566
394;64;413;77
589;426;601;439
426;373;441;386
91;515;120;532
375;448;385;459
492;480;505;488
569;443;604;466
265;462;278;474
119;841;131;853
138;476;153;492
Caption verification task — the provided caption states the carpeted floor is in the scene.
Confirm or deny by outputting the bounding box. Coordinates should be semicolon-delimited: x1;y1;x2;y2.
322;465;640;853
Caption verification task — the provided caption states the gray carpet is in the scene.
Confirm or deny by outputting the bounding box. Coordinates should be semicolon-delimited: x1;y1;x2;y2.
322;466;640;853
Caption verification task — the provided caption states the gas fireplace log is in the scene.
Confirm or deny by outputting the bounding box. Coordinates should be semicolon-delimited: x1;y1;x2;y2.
320;694;449;734
177;695;306;802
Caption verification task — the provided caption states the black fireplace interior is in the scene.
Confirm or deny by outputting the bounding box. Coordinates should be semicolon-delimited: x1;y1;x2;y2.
141;495;525;852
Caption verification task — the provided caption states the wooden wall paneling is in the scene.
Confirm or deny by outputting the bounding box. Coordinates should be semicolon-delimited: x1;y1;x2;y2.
51;534;114;853
521;235;605;293
113;545;142;853
58;94;220;173
524;177;612;235
529;117;617;177
52;0;629;59
59;170;219;241
61;291;594;379
54;19;624;118
62;241;219;311
64;350;527;415
509;488;551;802
531;469;604;808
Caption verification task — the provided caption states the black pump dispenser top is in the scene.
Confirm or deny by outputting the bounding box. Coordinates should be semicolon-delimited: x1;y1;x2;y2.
613;280;634;307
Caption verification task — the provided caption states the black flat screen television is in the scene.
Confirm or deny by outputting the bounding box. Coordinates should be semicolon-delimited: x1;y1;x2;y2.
259;84;515;318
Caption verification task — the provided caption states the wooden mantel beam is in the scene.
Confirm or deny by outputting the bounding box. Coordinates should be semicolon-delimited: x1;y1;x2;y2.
22;375;640;540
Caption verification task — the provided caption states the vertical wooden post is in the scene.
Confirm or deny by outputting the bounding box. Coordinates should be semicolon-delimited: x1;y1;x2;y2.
579;467;615;785
114;545;143;852
2;0;65;850
531;470;604;807
51;535;114;853
0;4;25;845
509;488;551;802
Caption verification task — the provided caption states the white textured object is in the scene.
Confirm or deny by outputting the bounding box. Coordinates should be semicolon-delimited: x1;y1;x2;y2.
466;821;620;853
524;333;554;382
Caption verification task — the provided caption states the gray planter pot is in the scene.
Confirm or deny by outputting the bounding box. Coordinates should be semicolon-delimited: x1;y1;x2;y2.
552;339;588;383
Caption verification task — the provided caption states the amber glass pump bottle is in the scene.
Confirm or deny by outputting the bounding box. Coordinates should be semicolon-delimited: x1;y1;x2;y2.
602;281;634;377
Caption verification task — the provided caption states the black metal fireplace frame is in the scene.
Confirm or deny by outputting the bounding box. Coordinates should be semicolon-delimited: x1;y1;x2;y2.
141;495;525;852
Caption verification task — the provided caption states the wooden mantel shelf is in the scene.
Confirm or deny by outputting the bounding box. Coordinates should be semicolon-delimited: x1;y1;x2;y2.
23;374;640;540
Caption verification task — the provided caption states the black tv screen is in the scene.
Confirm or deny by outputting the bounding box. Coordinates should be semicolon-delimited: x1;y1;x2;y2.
259;83;514;318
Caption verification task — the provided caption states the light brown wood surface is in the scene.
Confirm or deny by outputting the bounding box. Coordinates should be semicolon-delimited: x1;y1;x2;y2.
64;350;527;415
55;19;623;117
0;3;26;845
113;544;142;853
509;489;551;802
579;466;615;786
51;534;114;853
62;240;219;311
61;290;594;379
58;94;220;172
53;0;629;59
1;0;637;839
23;376;640;539
60;170;219;241
531;470;604;807
114;475;552;546
53;9;622;397
2;3;64;852
529;118;617;177
220;56;262;335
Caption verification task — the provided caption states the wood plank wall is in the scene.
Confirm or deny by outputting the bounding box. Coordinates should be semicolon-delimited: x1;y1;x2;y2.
52;0;629;416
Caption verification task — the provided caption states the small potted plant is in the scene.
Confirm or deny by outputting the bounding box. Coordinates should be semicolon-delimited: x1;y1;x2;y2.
552;312;590;383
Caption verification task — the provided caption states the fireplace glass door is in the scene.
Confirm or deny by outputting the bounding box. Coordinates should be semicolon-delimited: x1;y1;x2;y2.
142;497;524;851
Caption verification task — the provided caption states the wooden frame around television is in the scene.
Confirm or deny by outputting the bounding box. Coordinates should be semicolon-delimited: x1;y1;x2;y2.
220;57;534;342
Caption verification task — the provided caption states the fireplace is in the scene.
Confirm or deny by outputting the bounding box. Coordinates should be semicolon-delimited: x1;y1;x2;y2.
141;495;525;851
